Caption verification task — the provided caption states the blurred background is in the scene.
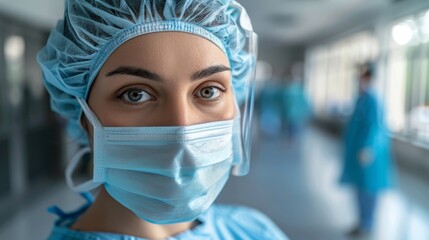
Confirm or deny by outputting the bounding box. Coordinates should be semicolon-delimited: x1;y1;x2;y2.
0;0;429;239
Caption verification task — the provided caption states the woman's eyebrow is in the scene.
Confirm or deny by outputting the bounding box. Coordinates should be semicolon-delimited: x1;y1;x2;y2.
105;65;231;81
106;66;162;81
191;65;231;81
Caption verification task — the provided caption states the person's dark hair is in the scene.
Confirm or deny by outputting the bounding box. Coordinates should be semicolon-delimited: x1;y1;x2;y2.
361;62;375;80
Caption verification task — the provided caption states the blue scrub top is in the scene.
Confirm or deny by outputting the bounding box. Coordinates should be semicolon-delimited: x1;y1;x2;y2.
47;204;288;240
281;81;311;124
340;89;395;193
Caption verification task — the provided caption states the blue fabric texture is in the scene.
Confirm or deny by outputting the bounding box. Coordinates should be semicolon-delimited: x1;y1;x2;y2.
37;0;255;144
47;204;288;240
340;89;395;193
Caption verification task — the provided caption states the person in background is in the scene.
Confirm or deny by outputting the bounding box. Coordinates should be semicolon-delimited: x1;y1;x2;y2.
280;62;311;145
340;63;395;238
257;76;283;138
37;0;288;239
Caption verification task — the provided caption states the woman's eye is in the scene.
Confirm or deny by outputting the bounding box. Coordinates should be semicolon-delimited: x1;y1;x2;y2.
119;88;152;104
197;86;222;100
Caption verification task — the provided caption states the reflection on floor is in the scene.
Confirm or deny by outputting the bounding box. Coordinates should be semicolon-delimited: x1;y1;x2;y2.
1;125;428;240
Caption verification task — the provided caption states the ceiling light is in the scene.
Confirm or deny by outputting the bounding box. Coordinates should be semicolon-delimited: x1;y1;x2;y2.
391;22;413;45
4;36;25;61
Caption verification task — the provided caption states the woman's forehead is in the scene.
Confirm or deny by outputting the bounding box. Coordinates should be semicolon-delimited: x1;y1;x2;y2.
99;32;230;75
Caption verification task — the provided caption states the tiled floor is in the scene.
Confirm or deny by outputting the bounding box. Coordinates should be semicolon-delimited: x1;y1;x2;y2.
1;125;428;239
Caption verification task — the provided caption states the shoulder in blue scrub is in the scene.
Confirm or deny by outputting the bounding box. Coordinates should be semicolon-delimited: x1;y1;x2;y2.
47;204;288;240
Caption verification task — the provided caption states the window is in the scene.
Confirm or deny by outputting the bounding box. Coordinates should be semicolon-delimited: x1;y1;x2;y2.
306;32;379;118
4;35;25;107
385;10;429;142
306;8;429;144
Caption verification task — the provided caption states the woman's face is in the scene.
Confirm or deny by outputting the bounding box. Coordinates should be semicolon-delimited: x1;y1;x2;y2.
85;32;235;133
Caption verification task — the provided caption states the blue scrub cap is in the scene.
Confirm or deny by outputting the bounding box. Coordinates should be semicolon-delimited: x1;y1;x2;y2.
37;0;256;144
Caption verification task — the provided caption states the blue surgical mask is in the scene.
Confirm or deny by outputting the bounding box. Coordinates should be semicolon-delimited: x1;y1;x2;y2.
66;98;237;224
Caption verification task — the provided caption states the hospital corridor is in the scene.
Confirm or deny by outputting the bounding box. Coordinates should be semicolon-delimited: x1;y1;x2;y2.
1;0;429;239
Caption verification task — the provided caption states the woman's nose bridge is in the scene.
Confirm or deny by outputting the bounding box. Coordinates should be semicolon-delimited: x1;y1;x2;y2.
164;94;195;126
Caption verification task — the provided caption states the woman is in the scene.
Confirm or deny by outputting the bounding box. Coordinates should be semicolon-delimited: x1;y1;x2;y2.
38;0;288;239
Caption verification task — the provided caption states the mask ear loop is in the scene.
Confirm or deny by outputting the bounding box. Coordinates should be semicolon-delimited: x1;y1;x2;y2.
75;97;107;183
66;147;101;192
67;98;104;192
76;98;102;129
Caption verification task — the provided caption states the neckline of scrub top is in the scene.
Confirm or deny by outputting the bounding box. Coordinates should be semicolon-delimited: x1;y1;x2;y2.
50;204;210;240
